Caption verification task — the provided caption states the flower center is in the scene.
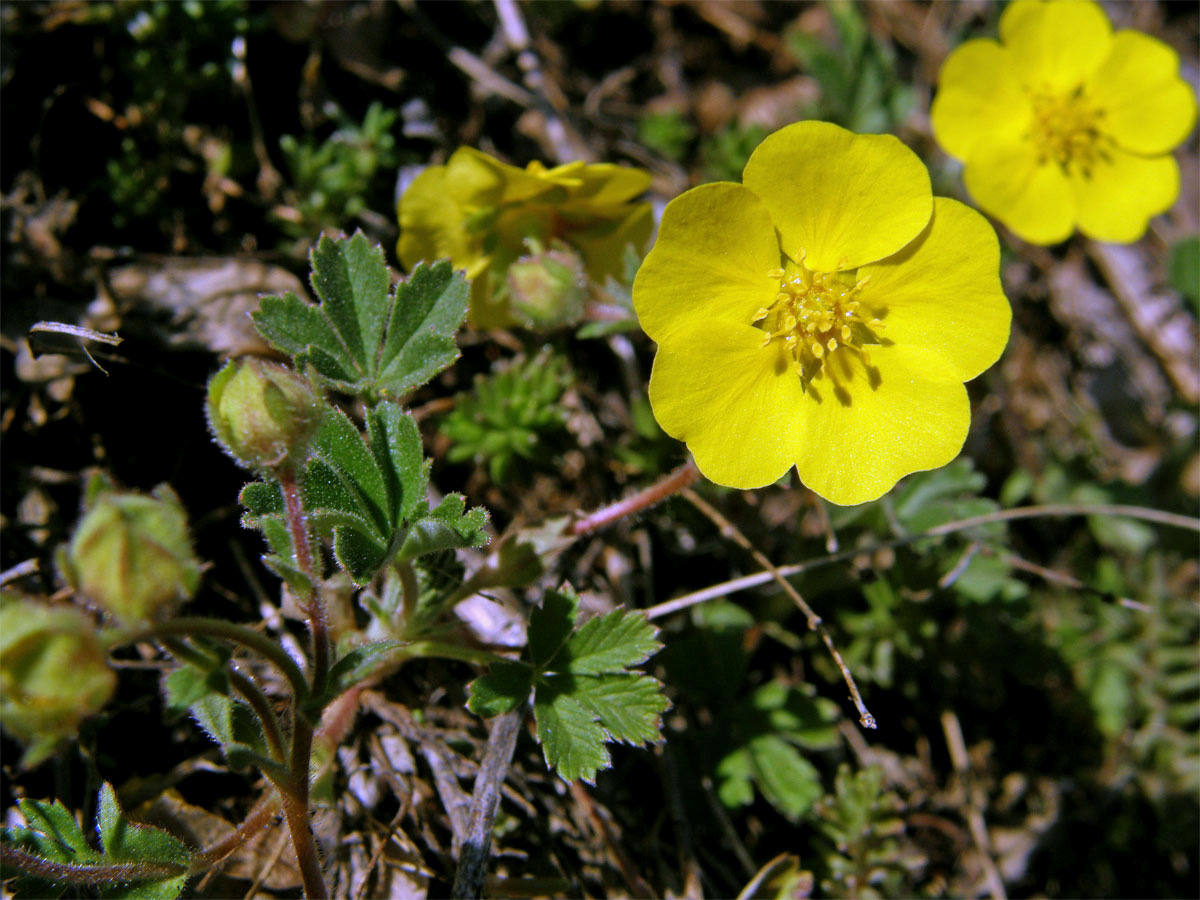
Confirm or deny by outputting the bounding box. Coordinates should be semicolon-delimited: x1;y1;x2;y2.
1028;85;1110;176
754;261;882;382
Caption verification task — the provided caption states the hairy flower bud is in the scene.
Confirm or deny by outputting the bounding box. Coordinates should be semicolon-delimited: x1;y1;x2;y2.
206;357;323;473
0;592;117;767
57;474;201;624
507;245;587;329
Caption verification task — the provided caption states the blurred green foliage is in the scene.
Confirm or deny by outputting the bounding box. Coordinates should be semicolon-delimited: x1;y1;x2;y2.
277;102;399;240
787;0;914;133
1168;236;1200;312
440;350;573;483
85;0;255;229
700;122;770;183
638;111;696;162
814;765;923;899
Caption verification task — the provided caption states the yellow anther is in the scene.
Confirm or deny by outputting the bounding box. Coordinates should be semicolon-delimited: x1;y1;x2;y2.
868;318;885;330
827;338;838;353
785;335;798;349
860;348;871;366
811;341;824;359
761;332;772;348
840;325;851;342
783;314;797;331
767;268;785;279
751;307;770;323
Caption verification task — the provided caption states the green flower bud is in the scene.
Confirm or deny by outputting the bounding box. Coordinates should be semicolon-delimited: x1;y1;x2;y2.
0;592;117;767
206;357;323;473
506;245;586;329
57;475;201;624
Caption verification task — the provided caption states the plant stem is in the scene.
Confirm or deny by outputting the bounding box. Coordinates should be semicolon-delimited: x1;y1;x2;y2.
278;469;317;594
0;845;185;886
646;501;1200;621
192;794;280;869
398;640;511;668
277;466;330;900
158;636;287;764
108;617;309;704
228;668;288;764
570;459;701;537
279;708;327;899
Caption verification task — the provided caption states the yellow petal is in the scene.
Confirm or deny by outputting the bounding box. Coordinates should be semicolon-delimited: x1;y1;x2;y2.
792;344;971;506
648;320;805;489
742;121;931;273
1089;30;1199;156
633;183;782;345
571;202;654;281
931;39;1033;161
398;164;477;271
448;147;554;205
999;0;1112;91
563;164;653;205
858;198;1010;382
963;140;1076;245
1070;147;1179;243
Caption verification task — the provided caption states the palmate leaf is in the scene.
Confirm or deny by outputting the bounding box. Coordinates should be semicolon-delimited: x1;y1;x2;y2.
1;786;191;900
467;585;669;783
238;401;487;586
252;232;469;400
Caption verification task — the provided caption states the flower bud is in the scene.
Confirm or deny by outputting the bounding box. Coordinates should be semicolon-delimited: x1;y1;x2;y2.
57;475;201;624
206;357;323;473
506;245;587;329
0;592;117;767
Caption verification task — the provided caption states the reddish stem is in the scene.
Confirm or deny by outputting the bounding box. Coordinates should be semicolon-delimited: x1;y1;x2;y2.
570;459;702;537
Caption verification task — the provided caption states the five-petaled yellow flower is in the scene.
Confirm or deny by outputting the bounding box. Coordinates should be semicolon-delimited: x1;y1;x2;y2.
633;121;1011;506
931;0;1198;245
398;147;653;328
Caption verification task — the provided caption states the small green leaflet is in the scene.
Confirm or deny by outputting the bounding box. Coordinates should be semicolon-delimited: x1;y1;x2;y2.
240;401;488;585
252;231;469;400
0;785;191;900
468;585;669;784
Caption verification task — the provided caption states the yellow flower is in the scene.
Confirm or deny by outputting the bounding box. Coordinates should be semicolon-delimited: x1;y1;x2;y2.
931;0;1198;245
398;147;653;328
633;121;1011;506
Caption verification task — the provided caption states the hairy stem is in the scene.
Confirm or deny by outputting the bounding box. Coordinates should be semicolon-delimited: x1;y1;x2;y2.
570;459;701;537
277;467;330;899
108;617;308;705
0;844;185;885
283;713;327;899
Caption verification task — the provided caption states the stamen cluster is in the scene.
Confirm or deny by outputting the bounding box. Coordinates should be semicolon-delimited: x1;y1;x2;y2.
1029;86;1110;175
753;264;881;377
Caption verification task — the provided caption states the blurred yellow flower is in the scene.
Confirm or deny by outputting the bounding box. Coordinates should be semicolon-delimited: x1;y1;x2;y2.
633;121;1010;506
932;0;1197;245
398;147;653;328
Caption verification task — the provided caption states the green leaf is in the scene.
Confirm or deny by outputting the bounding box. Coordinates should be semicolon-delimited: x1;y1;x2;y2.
97;783;191;873
515;585;668;783
467;661;534;717
13;797;92;860
376;259;471;396
556;607;662;675
396;493;490;563
746;735;822;821
321;640;405;704
568;672;669;745
163;665;228;712
528;587;579;669
252;233;468;399
533;680;611;783
2;787;191;900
